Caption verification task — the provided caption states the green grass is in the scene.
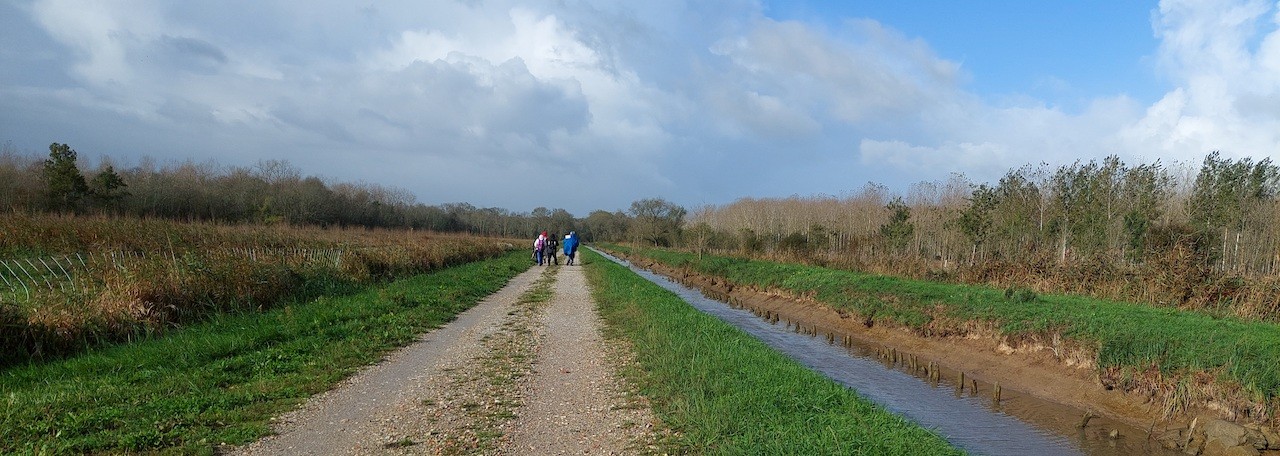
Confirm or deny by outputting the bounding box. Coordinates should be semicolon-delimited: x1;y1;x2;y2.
584;250;963;455
612;245;1280;414
0;251;530;455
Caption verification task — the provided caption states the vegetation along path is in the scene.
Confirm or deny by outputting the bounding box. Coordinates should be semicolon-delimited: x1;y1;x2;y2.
234;262;655;455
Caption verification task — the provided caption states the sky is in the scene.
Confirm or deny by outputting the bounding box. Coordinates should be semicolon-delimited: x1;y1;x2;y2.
3;1;1280;216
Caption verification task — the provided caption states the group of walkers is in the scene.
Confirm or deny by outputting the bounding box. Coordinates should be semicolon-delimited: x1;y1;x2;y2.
533;231;580;266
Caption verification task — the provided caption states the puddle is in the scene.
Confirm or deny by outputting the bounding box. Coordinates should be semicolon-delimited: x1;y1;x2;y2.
594;249;1179;456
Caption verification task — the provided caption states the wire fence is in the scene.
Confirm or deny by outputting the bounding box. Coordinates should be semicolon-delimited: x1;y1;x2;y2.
0;248;346;304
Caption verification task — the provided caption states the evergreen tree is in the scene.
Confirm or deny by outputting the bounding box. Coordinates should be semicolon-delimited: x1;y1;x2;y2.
880;197;914;251
41;143;88;211
89;165;129;209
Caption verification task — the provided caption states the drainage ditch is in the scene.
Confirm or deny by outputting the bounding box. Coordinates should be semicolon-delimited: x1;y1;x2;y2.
596;249;1178;456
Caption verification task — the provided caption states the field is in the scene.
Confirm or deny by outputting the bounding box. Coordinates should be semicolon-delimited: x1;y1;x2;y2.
0;250;530;454
14;211;1276;453
0;214;511;366
608;245;1280;429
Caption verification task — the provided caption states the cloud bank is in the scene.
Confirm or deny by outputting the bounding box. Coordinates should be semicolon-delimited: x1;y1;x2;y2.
2;0;1279;214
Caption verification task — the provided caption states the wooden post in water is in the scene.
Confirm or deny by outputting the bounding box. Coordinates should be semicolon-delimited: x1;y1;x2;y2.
993;382;1002;403
958;372;966;392
970;379;978;394
1078;410;1096;429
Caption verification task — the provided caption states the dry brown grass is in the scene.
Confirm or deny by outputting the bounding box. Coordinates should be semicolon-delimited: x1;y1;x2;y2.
0;213;512;366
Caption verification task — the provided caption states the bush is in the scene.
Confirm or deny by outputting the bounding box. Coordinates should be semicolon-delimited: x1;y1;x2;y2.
1004;287;1038;303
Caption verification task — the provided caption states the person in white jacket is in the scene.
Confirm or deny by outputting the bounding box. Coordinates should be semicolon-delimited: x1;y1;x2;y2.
533;231;547;265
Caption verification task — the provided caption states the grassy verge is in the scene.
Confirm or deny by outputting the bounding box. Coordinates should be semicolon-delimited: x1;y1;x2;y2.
584;249;963;455
611;245;1280;422
0;251;530;455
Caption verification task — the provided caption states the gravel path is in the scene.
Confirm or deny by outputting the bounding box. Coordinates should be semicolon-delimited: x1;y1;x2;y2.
497;263;655;455
230;267;544;455
230;262;654;456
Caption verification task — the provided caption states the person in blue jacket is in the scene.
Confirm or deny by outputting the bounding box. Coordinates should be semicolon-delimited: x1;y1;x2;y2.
563;231;579;265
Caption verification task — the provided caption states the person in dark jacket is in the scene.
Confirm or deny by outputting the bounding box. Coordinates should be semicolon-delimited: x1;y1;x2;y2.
545;234;559;266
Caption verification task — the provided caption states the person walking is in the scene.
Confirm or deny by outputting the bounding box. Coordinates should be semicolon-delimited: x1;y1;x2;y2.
533;231;547;265
563;231;579;265
545;233;560;266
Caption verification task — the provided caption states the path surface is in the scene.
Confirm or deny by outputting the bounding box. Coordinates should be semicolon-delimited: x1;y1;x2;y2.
231;262;653;455
497;263;653;455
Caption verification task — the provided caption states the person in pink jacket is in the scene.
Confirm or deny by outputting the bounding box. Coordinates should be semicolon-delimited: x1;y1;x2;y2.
533;231;547;265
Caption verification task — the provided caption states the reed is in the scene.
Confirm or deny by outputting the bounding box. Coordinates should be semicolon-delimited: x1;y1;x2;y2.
0;213;510;366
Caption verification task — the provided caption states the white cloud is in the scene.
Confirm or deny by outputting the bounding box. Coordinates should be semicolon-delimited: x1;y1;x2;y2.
6;0;1280;214
860;139;1011;178
1119;0;1280;161
855;0;1280;184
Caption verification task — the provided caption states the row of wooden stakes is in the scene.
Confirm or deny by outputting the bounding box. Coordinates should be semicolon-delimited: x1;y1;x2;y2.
733;297;1008;405
683;277;1011;406
872;346;1002;403
728;293;1117;437
673;271;1128;440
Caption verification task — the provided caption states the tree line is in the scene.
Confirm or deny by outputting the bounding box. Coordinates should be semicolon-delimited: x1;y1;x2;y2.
13;141;1277;318
685;152;1280;320
0;142;689;244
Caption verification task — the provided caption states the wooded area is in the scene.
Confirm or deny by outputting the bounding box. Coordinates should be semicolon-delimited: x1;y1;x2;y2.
0;142;642;241
687;153;1280;320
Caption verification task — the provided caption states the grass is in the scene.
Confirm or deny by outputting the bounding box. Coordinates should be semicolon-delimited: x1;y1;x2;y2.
0;250;530;455
584;249;963;455
612;245;1280;421
0;213;511;367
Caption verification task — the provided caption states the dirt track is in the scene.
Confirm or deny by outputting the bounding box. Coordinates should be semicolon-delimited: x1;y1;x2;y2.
231;263;653;455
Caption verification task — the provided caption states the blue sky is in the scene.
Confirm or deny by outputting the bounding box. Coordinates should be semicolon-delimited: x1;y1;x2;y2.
764;1;1166;106
3;1;1279;216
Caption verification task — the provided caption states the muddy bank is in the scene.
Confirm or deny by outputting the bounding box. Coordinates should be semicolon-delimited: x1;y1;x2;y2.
613;251;1280;455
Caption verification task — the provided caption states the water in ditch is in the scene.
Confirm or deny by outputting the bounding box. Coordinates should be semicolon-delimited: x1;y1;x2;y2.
594;250;1179;456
